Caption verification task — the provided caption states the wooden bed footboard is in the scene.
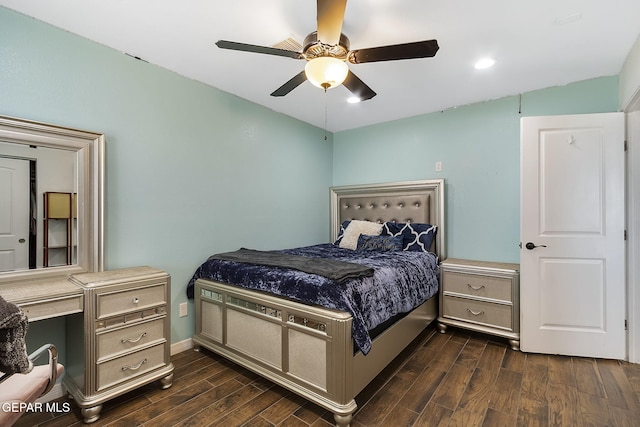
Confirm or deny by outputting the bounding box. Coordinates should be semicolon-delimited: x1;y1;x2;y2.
193;278;437;427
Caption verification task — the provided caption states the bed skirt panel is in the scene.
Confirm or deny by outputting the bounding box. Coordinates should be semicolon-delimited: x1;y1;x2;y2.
352;297;437;395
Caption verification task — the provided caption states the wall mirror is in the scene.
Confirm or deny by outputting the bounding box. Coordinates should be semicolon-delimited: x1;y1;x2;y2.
0;115;104;284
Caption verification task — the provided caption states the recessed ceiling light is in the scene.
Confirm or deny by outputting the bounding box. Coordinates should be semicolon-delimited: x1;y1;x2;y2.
347;96;361;104
474;58;495;70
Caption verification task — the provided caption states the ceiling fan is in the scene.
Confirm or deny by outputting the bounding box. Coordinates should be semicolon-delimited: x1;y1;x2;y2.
215;0;439;101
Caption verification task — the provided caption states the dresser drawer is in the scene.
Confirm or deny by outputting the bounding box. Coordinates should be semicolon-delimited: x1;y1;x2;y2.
97;317;166;361
96;343;166;391
96;283;165;319
442;271;513;302
442;295;513;331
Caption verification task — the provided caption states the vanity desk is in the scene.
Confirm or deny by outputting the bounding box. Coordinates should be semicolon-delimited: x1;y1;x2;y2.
2;267;175;424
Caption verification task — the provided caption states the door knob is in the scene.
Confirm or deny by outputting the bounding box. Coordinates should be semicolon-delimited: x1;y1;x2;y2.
525;242;547;250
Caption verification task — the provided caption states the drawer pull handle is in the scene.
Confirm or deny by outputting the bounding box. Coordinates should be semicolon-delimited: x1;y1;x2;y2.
121;332;147;344
467;308;484;316
467;284;485;291
122;358;147;371
132;297;140;304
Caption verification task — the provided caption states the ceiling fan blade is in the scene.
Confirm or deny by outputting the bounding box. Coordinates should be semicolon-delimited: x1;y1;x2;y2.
349;40;439;64
270;71;308;97
342;70;376;101
216;40;303;59
317;0;347;45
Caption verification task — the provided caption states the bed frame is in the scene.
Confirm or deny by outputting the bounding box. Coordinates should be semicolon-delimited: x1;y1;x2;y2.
193;179;445;426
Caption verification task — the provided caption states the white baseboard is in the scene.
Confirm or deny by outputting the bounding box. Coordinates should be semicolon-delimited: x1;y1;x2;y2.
171;338;194;355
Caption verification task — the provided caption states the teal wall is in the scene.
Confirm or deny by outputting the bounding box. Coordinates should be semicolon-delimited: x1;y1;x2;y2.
0;7;333;357
0;6;620;357
333;77;619;263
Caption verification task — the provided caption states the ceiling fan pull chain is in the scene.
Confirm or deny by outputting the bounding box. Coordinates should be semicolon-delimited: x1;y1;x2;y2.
322;83;329;140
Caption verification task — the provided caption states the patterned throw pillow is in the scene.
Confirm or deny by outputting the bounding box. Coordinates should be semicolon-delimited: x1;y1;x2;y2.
356;235;404;252
334;220;351;245
381;222;437;252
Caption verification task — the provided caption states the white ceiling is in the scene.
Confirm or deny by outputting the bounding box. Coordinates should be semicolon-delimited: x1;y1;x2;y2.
2;0;639;132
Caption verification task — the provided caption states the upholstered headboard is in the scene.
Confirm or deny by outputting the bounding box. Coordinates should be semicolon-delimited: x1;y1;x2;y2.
330;179;445;259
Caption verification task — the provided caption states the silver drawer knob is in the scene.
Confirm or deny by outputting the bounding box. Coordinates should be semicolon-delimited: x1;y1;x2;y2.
132;297;140;304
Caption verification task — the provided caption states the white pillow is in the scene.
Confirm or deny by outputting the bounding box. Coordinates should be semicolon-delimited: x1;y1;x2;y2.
339;220;383;250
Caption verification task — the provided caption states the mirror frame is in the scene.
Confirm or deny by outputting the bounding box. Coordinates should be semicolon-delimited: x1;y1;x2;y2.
0;115;104;284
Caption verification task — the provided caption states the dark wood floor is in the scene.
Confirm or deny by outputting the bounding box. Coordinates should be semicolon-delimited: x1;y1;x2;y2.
17;325;640;427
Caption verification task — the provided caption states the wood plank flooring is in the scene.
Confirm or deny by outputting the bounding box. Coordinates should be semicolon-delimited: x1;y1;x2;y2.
16;325;640;427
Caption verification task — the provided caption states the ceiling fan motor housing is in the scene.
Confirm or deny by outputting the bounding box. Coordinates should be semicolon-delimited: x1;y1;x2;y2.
303;31;350;60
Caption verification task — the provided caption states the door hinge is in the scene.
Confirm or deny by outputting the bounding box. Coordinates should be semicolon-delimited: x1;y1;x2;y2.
625;140;628;151
625;319;628;331
625;230;628;240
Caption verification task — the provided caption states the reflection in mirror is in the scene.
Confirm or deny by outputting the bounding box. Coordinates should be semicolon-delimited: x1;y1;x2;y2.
0;116;104;284
0;142;77;271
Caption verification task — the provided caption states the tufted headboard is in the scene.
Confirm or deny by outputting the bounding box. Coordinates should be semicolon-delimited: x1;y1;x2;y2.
330;179;446;259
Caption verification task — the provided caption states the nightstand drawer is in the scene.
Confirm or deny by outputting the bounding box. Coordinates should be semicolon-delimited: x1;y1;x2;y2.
96;283;166;319
96;343;166;391
442;271;513;302
97;317;166;360
442;295;513;330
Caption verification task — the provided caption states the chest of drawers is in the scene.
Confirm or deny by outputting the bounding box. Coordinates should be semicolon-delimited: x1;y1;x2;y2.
62;266;174;423
437;259;520;350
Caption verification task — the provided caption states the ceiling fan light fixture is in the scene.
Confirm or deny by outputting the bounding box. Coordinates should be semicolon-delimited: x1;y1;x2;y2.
305;57;349;89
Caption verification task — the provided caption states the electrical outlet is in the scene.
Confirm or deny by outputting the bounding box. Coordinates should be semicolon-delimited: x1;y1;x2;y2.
435;161;443;172
179;302;188;317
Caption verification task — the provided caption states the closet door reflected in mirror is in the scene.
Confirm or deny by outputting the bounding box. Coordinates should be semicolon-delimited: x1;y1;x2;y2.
0;156;31;271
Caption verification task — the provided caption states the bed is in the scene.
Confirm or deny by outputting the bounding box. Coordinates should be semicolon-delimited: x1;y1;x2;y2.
188;179;445;426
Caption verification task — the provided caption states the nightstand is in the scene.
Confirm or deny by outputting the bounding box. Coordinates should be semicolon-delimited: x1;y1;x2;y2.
63;266;175;423
437;258;520;350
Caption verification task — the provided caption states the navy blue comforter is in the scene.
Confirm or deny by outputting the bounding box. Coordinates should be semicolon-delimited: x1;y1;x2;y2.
186;243;439;354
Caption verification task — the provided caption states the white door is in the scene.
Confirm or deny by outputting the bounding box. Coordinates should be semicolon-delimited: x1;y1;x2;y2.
0;157;30;272
520;112;625;359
